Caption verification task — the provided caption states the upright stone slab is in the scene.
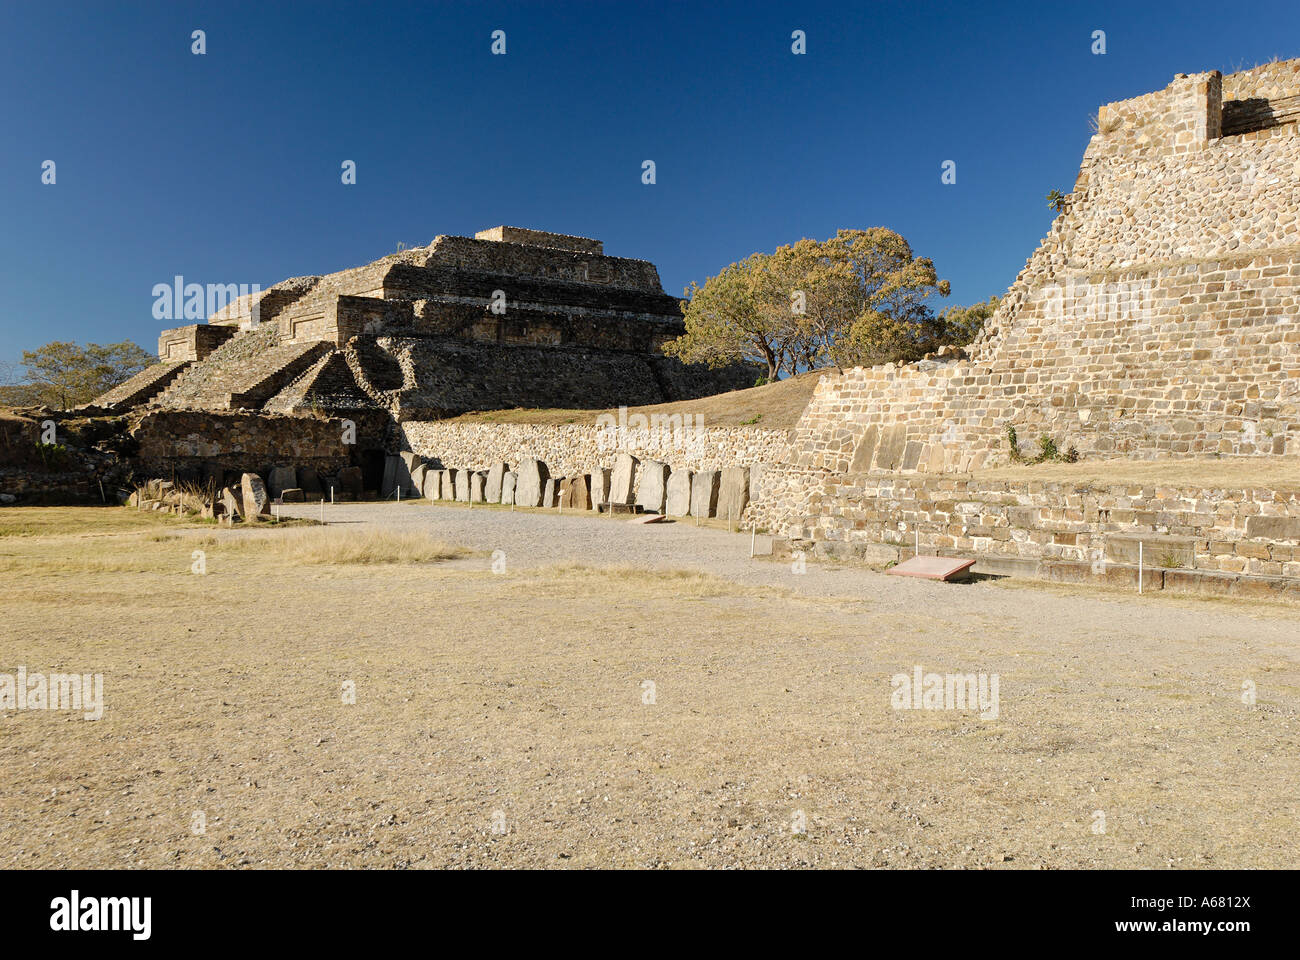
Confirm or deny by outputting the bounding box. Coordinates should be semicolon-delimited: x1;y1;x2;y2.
561;474;591;510
410;463;429;498
298;466;322;495
690;470;720;519
470;472;487;503
440;469;454;500
421;468;441;501
608;453;638;506
281;488;305;503
268;466;296;500
221;485;244;520
543;477;559;507
240;472;271;520
590;468;611;510
718;466;750;523
381;455;402;497
454;469;471;502
665;467;693;516
515;458;548;508
501;471;517;505
636;460;669;513
485;462;508;503
337;466;363;499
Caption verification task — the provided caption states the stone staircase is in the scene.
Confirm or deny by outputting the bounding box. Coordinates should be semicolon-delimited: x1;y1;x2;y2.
152;325;330;411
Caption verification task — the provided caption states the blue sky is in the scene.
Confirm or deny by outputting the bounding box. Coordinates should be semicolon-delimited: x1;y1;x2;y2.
1;0;1297;365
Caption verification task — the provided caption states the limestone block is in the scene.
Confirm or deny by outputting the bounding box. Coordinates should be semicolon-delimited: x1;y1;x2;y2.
561;474;592;510
609;453;638;505
298;466;322;494
690;470;720;518
636;460;669;513
337;466;363;498
515;458;549;507
470;471;487;503
410;463;429;497
381;455;401;497
718;466;750;522
501;471;517;505
454;469;471;502
421;467;441;500
543;477;559;507
281;488;305;503
240;472;271;520
590;468;611;508
268;466;296;500
665;467;692;516
485;462;508;503
440;469;454;500
221;485;243;520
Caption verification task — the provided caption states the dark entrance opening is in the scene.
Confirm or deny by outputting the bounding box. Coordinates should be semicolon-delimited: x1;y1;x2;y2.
360;449;386;495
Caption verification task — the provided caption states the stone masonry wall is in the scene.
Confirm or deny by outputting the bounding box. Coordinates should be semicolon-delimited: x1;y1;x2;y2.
778;65;1300;485
401;421;789;476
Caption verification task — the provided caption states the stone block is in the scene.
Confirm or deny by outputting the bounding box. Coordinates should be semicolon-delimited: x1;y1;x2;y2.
240;472;270;520
298;466;321;494
690;470;720;518
590;468;611;507
561;474;591;510
485;462;508;503
381;455;401;497
665;467;692;516
439;469;454;500
1244;516;1300;540
268;466;296;500
421;467;441;500
281;488;305;503
501;471;517;505
410;463;429;497
717;466;750;523
470;472;487;503
543;477;559;507
515;459;548;507
221;485;243;520
609;453;638;505
636;460;669;513
336;466;363;498
454;469;471;502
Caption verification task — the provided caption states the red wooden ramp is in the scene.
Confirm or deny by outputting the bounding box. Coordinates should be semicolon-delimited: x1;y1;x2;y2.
887;556;977;581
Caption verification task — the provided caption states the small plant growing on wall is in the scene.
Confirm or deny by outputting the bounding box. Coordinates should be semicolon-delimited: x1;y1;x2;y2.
1046;190;1069;213
1006;424;1023;463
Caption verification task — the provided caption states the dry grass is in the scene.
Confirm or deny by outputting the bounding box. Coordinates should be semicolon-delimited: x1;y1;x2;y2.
2;506;1298;869
972;456;1300;489
236;527;471;565
445;369;826;431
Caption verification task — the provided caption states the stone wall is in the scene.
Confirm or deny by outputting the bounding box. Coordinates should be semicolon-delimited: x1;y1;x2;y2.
128;410;385;478
401;420;789;476
750;468;1300;597
773;64;1300;489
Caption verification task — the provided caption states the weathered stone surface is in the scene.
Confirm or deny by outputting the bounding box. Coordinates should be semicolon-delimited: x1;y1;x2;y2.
421;467;441;500
690;470;720;518
515;458;549;507
221;485;243;520
665;467;692;516
1245;516;1300;541
717;466;750;523
281;487;305;503
439;469;454;500
609;453;638;505
561;474;591;510
485;462;508;503
470;472;487;503
542;477;559;507
298;466;321;494
501;471;517;505
636;459;669;513
410;463;429;497
454;469;471;502
240;472;270;519
590;467;611;508
268;466;296;499
381;455;402;497
336;466;363;498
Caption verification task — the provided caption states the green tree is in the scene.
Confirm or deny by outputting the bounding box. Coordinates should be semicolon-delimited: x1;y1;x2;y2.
18;340;152;409
665;228;952;377
937;295;1000;348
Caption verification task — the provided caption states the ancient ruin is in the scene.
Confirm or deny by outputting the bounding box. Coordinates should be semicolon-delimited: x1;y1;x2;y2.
92;226;754;420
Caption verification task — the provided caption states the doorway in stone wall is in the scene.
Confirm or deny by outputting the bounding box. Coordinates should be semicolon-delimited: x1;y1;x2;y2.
360;449;385;496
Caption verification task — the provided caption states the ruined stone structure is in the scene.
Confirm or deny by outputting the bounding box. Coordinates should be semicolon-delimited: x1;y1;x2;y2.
92;227;754;421
746;62;1300;593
